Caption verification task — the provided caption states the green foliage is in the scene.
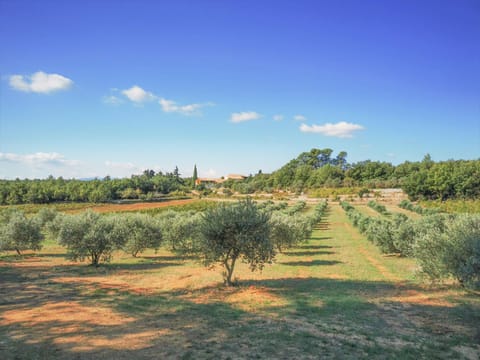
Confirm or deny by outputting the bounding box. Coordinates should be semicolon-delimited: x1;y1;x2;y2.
198;199;274;286
1;150;479;205
56;211;127;266
158;210;202;255
0;209;43;254
269;213;312;252
34;207;59;227
122;213;163;257
340;201;354;212
414;214;480;289
367;200;389;215
398;199;440;215
0;167;189;205
358;188;370;198
419;199;480;214
402;159;480;201
286;200;307;215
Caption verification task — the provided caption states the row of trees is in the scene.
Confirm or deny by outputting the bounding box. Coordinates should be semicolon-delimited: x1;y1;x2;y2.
341;202;480;289
224;150;480;201
398;200;440;215
1;149;478;204
0;168;187;205
0;200;328;286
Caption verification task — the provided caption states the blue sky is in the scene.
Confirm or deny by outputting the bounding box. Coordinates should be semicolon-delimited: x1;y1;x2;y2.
1;0;479;179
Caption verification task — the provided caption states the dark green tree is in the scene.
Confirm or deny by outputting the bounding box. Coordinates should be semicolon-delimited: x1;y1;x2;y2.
192;164;198;187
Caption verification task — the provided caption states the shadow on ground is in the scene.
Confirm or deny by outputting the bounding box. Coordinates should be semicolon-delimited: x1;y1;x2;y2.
1;260;479;360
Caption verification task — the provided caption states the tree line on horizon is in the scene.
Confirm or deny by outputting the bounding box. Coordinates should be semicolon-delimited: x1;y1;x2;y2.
0;149;479;205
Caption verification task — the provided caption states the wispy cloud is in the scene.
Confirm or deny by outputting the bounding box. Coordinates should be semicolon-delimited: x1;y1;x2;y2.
121;85;156;103
9;71;73;94
118;85;211;115
0;152;80;166
159;98;210;115
300;121;364;138
102;95;123;105
273;114;284;121
293;114;306;122
230;111;262;123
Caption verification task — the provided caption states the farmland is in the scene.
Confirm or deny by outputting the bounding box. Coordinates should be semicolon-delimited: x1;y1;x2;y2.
1;201;479;359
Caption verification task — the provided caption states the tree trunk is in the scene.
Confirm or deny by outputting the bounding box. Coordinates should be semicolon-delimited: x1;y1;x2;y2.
223;255;237;286
15;248;21;255
91;253;99;267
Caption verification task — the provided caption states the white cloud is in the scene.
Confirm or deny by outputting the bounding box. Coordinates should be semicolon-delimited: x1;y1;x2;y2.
9;71;73;94
102;95;123;105
159;98;206;115
273;114;284;121
0;152;80;166
294;114;307;122
299;121;364;138
230;111;262;123
122;85;156;103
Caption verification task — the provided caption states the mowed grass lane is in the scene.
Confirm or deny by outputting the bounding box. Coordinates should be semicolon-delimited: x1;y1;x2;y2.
0;203;479;359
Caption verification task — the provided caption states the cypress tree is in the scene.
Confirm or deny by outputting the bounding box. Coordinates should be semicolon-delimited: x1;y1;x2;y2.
193;164;198;187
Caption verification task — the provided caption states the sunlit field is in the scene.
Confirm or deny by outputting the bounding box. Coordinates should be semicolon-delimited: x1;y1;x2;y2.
1;202;478;359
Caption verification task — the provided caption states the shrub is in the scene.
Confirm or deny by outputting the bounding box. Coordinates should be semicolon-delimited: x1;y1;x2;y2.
364;218;398;254
270;212;312;252
0;209;43;254
34;207;59;227
57;210;126;266
286;200;307;215
414;214;480;289
122;213;162;257
159;210;202;255
367;200;389;215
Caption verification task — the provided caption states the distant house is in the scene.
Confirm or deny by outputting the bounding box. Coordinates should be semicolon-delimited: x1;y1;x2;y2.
195;178;222;187
195;174;246;187
225;174;247;181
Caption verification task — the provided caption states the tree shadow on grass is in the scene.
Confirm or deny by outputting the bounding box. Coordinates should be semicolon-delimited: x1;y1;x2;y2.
140;254;198;262
1;271;479;360
297;243;333;250
278;260;342;267
283;250;335;256
308;236;332;241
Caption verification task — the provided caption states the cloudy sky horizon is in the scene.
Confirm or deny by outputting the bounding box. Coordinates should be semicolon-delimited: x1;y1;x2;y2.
1;0;479;179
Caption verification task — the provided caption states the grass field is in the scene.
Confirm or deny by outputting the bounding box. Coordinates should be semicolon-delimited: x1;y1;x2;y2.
1;203;479;359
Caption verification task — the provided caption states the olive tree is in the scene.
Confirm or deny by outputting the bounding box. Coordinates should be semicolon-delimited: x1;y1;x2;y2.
159;211;202;255
122;213;162;257
34;207;59;227
0;209;43;255
415;214;480;289
199;199;274;286
269;213;312;252
57;210;126;266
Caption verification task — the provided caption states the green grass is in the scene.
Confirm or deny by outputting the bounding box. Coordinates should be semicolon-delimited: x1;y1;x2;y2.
0;203;479;359
420;199;480;214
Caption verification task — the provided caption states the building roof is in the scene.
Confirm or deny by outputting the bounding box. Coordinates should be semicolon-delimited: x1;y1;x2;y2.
226;174;246;180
